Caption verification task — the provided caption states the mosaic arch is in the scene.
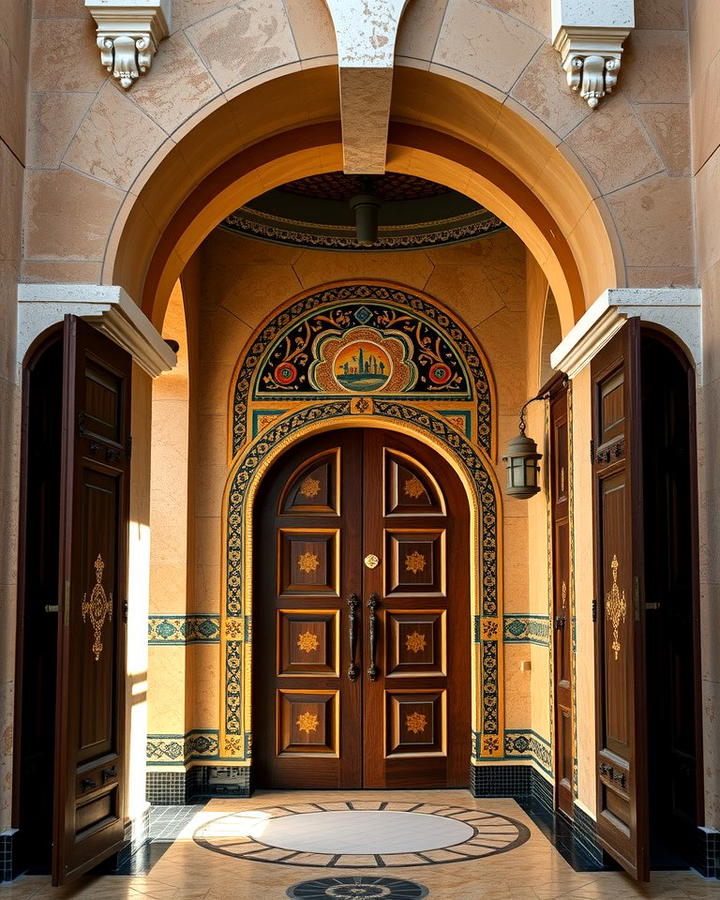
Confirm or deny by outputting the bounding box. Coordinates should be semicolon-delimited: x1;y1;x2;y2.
230;282;496;459
220;400;504;769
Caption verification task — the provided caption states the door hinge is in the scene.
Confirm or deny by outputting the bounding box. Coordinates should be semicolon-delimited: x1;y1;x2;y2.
590;439;595;463
592;595;597;622
64;579;71;627
126;435;132;461
633;576;640;621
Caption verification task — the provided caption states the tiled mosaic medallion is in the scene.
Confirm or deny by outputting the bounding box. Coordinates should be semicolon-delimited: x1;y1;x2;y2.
193;801;530;868
287;876;429;898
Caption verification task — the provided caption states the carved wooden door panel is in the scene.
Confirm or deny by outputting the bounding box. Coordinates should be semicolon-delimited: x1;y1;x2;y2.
53;316;131;885
253;428;470;789
253;430;364;789
363;429;470;788
550;382;574;819
591;319;649;881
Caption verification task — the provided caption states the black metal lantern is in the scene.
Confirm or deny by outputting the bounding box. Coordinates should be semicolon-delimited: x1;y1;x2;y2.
502;399;543;499
349;193;382;244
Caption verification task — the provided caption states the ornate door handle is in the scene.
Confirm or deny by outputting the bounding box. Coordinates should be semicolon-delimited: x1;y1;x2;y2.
554;615;566;631
367;593;379;682
347;593;360;682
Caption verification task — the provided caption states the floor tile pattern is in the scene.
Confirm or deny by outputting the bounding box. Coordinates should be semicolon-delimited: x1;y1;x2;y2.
193;801;530;868
286;876;429;898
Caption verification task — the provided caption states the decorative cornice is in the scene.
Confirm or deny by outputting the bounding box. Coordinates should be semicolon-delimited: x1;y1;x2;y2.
17;283;176;378
550;288;702;381
553;25;631;109
85;0;170;90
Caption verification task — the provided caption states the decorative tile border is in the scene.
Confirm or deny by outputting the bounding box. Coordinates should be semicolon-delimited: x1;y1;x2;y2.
147;730;220;766
502;615;550;645
503;729;552;777
148;615;220;644
225;400;502;762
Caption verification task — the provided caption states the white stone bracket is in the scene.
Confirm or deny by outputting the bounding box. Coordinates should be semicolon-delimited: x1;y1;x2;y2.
550;288;703;382
324;0;410;174
17;283;177;378
552;1;634;109
85;0;170;90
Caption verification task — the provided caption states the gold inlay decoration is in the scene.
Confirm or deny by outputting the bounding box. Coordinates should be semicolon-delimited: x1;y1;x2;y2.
299;476;321;498
605;554;627;661
297;631;319;653
82;554;113;662
364;553;380;570
406;711;427;735
405;550;426;575
298;551;320;574
296;711;319;736
404;475;425;499
405;630;427;653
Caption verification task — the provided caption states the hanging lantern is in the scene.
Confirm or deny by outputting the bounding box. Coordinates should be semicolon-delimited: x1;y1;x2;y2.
349;193;382;245
502;399;543;499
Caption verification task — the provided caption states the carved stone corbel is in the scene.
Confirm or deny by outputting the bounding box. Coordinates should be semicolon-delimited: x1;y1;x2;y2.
554;26;630;109
85;1;170;90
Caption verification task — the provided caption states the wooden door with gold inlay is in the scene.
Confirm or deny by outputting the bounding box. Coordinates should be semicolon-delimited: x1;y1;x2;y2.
253;428;470;789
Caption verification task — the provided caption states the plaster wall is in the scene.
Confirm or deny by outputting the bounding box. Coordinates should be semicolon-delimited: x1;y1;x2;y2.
0;0;31;831
689;0;720;830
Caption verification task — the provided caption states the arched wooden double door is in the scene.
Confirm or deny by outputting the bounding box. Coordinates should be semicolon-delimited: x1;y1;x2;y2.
253;428;470;789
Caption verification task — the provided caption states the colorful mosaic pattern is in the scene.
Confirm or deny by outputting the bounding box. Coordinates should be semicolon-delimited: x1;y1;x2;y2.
232;285;493;455
502;615;550;646
148;615;221;644
147;730;220;766
224;400;500;761
503;730;552;776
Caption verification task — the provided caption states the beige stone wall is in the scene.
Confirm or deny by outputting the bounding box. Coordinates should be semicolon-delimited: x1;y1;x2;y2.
690;0;720;830
146;226;546;768
0;1;31;831
18;0;694;316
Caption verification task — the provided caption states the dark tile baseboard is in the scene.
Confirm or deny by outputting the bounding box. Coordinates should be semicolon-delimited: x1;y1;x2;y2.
146;765;251;805
470;763;604;871
0;829;18;883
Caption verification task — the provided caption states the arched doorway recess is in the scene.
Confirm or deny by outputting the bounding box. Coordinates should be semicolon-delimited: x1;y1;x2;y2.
222;404;501;787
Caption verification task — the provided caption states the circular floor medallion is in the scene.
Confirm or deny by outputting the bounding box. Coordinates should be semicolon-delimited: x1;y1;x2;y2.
193;801;530;869
287;876;429;899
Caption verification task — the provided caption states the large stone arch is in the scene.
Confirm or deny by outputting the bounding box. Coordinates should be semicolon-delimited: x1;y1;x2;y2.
101;65;623;335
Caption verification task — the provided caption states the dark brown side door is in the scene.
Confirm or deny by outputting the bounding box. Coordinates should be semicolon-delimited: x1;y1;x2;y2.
53;316;131;884
549;382;573;819
253;428;470;789
591;319;649;881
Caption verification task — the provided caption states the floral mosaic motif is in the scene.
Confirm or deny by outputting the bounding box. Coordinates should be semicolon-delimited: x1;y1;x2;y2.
298;551;320;574
296;712;319;737
502;615;550;645
405;712;428;735
405;631;426;654
297;631;319;653
504;730;552;776
299;476;321;498
232;285;493;454
403;476;425;499
405;550;426;575
224;400;498;757
148;615;221;644
147;731;220;765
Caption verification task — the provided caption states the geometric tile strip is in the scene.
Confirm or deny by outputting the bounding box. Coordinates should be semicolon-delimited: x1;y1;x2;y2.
148;615;221;644
502;615;550;646
146;730;220;765
503;729;552;776
193;801;530;868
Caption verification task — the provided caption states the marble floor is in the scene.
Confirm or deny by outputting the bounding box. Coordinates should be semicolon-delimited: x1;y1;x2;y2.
2;790;720;899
